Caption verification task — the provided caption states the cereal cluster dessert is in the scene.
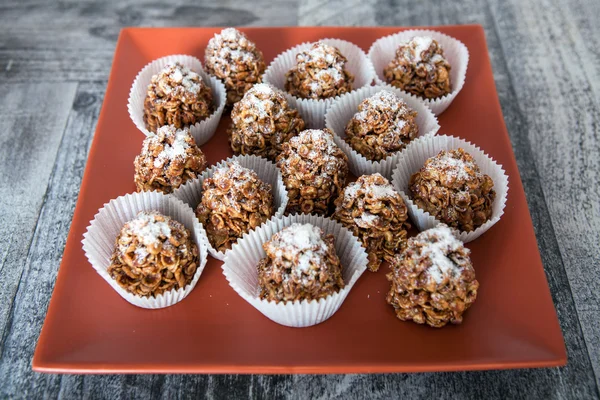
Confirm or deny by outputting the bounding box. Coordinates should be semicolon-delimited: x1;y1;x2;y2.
384;36;452;99
107;211;200;298
143;62;214;132
257;223;345;303
344;90;419;161
277;129;349;216
386;224;478;327
333;173;410;272
409;148;495;232
205;28;266;106
196;162;274;252
285;41;354;100
229;83;305;161
134;125;208;193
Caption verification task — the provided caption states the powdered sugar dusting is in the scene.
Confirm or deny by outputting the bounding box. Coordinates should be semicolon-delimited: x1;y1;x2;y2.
242;83;285;120
151;126;191;168
266;223;329;274
213;161;256;189
417;225;465;283
354;90;411;133
343;173;398;201
127;211;172;246
425;150;482;182
399;36;448;66
159;62;202;95
207;28;256;72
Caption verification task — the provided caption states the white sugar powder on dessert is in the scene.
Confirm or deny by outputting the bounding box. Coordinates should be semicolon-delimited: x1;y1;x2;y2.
343;173;398;201
416;225;466;283
127;211;172;246
266;223;328;274
161;62;201;95
426;150;481;183
152;126;191;168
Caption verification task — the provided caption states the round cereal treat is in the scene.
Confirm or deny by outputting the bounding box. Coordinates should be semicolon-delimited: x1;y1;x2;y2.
196;161;274;252
345;90;419;161
229;83;305;161
134;125;208;194
285;41;354;100
383;36;452;100
409;148;495;232
107;211;200;298
257;223;345;303
276;128;349;216
205;28;266;106
333;173;410;272
386;224;478;328
143;62;214;133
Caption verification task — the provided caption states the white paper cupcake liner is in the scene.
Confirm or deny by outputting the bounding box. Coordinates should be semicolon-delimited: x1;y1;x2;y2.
325;84;440;179
263;38;376;129
391;135;509;242
222;214;368;328
172;154;289;261
368;30;469;116
127;54;227;146
81;191;209;309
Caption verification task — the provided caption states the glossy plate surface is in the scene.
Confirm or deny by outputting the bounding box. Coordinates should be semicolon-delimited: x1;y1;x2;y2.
33;26;566;373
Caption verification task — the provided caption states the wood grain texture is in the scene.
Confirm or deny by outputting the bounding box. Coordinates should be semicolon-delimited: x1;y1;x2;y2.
0;0;298;82
0;82;76;350
0;0;599;398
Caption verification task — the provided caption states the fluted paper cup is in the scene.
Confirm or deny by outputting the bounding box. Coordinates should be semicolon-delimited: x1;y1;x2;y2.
391;135;508;242
368;30;469;115
325;84;440;179
81;191;209;309
222;214;368;328
128;54;227;145
173;155;289;261
263;38;376;129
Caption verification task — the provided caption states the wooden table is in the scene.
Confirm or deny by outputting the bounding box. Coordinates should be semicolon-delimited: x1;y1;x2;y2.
1;0;598;398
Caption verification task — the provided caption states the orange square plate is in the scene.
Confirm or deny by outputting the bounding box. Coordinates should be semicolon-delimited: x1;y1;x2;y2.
33;26;567;373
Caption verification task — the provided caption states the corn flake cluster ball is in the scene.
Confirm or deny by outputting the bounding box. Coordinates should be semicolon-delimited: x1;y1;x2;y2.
258;223;345;303
345;90;419;161
333;173;410;272
229;83;305;161
386;224;479;328
277;129;349;216
195;162;274;252
205;28;266;106
384;36;452;99
134;125;208;194
108;211;199;298
409;148;495;232
285;41;354;100
143;62;214;132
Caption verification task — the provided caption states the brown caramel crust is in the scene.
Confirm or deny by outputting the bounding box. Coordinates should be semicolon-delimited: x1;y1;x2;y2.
276;129;349;216
384;37;452;100
333;173;410;272
108;211;199;298
257;223;345;303
143;62;214;133
345;90;419;161
205;28;266;106
409;148;495;232
228;83;305;161
195;162;274;252
134;125;208;194
285;41;354;100
386;224;479;328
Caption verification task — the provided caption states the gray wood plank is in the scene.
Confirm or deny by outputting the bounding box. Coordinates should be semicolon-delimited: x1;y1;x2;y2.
0;0;298;83
0;82;101;399
487;0;600;385
0;82;76;350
